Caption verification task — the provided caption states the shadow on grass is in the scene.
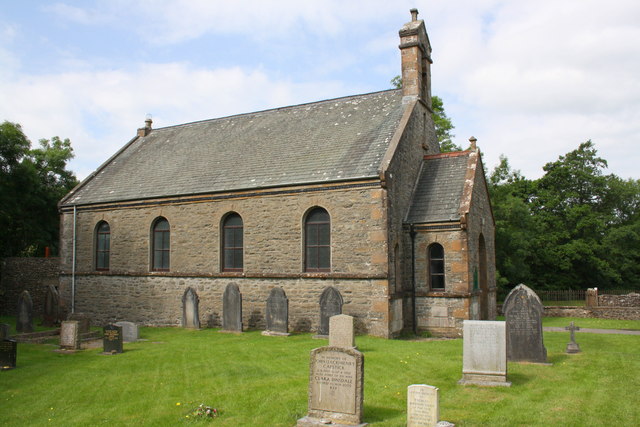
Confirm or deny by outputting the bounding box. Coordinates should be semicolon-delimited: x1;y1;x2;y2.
506;371;532;386
363;404;404;424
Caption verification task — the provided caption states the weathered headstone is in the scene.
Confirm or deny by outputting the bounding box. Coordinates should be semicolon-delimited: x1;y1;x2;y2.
0;339;17;370
0;323;9;340
182;287;201;329
103;324;123;354
586;288;598;308
114;321;139;342
263;287;289;336
16;290;34;333
222;283;243;332
67;313;91;334
503;284;547;363
42;284;61;327
317;286;343;337
59;320;80;350
565;322;581;354
297;346;366;426
329;314;355;348
407;384;439;427
458;320;511;387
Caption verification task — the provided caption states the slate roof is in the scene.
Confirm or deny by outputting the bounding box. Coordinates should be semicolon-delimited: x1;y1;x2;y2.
62;89;405;206
406;152;472;223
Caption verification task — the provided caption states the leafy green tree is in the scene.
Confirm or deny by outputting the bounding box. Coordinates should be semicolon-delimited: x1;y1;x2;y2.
0;121;78;257
390;76;459;151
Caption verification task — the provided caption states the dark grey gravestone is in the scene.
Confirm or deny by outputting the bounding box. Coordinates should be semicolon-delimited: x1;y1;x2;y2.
0;323;9;339
67;313;91;334
182;287;201;329
297;346;366;427
114;321;139;342
263;287;289;336
565;322;581;354
0;339;17;370
103;324;123;354
16;290;34;333
42;284;60;327
222;283;243;332
503;284;547;363
317;286;343;337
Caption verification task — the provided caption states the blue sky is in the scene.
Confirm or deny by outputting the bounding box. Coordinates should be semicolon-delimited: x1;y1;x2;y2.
1;0;639;181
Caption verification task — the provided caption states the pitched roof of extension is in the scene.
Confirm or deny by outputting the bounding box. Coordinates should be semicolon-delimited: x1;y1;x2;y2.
61;89;405;206
406;151;475;224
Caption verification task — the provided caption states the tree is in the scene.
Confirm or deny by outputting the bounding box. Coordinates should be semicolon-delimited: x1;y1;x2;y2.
390;77;459;151
0;121;78;257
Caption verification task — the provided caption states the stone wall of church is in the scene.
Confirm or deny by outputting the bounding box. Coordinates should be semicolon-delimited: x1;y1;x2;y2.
58;182;393;337
58;274;389;334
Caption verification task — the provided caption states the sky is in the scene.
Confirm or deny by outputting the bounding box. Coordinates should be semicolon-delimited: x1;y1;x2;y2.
1;0;639;181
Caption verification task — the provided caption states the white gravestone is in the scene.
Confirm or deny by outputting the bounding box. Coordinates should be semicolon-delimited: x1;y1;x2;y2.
458;320;511;387
329;314;355;348
407;384;439;427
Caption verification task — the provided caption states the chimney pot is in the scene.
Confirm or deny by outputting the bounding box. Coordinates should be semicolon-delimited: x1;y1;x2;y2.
469;136;477;150
410;8;418;21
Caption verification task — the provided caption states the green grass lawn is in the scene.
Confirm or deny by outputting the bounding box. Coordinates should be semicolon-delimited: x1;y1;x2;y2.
2;322;639;426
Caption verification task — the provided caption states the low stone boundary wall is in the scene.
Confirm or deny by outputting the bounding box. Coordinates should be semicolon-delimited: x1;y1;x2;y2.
542;306;640;321
598;293;640;308
0;257;61;317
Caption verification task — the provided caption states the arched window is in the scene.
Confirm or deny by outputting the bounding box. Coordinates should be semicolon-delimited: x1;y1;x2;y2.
222;213;243;271
305;208;330;272
152;217;170;271
95;221;110;271
428;243;445;290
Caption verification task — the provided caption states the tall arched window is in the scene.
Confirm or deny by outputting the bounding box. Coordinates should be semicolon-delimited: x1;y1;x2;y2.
152;217;170;271
95;221;110;271
222;213;243;271
428;243;445;290
305;207;330;272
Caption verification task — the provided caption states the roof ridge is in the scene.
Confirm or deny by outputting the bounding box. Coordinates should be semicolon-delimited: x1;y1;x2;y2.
151;88;402;132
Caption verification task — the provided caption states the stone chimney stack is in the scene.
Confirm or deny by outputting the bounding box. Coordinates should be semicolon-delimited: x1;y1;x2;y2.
137;115;153;137
399;8;432;109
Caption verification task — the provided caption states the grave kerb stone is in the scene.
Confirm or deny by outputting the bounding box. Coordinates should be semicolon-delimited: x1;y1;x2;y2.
329;314;355;348
297;346;366;427
458;320;511;387
407;384;439;427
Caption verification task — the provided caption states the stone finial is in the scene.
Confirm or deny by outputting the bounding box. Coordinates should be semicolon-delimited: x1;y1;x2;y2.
469;136;477;150
410;8;419;21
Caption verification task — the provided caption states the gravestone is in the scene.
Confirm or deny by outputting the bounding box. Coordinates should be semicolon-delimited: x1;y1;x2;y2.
407;384;439;427
586;288;598;308
298;346;366;426
67;313;91;334
182;287;201;329
329;314;355;348
59;320;80;350
503;284;547;363
115;321;139;342
317;286;343;337
263;287;289;336
42;284;60;327
0;323;9;340
458;320;511;387
565;322;581;354
103;324;124;354
16;290;34;333
0;339;17;370
222;283;243;332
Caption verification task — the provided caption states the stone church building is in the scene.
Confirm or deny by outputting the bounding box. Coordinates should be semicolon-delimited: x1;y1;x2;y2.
58;10;496;338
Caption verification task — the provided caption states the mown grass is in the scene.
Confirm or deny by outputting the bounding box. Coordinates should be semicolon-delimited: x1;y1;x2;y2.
1;321;639;426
